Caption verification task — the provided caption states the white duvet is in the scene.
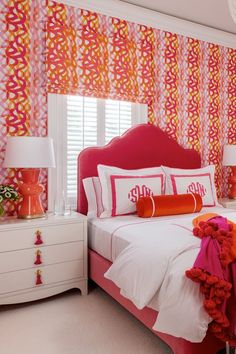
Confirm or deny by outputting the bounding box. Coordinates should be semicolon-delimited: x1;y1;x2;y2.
104;208;236;342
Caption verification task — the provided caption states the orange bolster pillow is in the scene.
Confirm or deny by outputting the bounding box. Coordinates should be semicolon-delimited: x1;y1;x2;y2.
136;193;202;218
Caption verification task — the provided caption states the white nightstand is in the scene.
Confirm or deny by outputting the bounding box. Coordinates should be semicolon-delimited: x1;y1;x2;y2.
218;198;236;210
0;212;87;304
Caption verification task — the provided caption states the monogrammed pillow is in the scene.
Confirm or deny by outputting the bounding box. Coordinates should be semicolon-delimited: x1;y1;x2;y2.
161;165;218;207
110;174;165;216
97;164;165;218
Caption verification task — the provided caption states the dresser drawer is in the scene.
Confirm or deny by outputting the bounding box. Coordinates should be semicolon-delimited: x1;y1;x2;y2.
0;222;84;252
0;241;84;274
0;260;83;295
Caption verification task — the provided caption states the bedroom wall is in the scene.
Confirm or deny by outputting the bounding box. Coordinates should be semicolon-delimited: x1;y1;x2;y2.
0;0;235;215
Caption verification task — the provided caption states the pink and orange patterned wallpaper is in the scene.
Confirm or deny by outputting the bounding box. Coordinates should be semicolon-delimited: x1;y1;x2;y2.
0;0;235;214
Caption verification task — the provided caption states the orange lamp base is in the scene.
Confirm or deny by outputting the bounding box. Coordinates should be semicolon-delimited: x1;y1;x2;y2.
18;169;45;219
228;166;236;199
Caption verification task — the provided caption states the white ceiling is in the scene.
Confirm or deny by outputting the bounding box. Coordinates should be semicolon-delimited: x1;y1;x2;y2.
119;0;236;34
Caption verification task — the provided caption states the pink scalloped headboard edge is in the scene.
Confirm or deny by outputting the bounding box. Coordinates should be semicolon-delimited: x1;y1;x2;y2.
77;124;201;215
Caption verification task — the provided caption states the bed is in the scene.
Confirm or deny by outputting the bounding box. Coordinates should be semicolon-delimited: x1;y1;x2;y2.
77;123;225;354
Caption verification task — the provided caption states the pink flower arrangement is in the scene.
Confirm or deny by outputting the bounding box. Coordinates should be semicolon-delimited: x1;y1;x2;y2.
0;185;19;216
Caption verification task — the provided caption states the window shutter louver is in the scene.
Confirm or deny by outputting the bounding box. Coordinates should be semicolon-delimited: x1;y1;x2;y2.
66;96;97;199
105;100;132;144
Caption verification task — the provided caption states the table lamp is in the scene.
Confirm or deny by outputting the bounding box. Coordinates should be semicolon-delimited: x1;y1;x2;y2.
223;144;236;199
3;137;55;218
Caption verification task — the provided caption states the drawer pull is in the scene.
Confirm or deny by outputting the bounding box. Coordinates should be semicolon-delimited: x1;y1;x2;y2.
34;230;43;245
34;250;42;265
35;270;43;285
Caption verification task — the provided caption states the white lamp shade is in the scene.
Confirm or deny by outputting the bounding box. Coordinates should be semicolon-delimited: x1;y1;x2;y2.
223;145;236;166
3;137;56;168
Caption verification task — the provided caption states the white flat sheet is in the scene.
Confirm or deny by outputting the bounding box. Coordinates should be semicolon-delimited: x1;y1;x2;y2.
88;206;236;342
88;206;235;262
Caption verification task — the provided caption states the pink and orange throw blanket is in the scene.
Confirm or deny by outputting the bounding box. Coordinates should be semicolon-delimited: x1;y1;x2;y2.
186;213;236;342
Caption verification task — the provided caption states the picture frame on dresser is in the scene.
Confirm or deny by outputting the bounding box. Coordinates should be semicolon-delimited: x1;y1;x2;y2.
0;212;87;305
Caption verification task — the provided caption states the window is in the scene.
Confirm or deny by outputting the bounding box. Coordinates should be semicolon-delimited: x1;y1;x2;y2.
48;94;148;210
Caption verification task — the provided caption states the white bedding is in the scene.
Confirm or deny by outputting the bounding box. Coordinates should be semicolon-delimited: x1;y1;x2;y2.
88;206;236;342
88;206;232;262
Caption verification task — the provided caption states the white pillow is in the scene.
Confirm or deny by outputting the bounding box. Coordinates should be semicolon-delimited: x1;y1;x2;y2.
83;177;104;218
110;174;165;216
98;164;165;218
161;165;218;207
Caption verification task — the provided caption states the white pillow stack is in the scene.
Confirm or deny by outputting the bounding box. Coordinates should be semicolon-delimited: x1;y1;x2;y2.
83;164;218;218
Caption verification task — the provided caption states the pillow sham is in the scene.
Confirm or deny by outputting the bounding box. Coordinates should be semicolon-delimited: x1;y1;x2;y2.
83;177;104;218
97;164;165;218
136;193;202;218
161;165;218;207
110;174;165;216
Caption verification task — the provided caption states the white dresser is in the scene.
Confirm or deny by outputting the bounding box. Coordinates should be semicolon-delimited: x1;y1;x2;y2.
0;212;87;304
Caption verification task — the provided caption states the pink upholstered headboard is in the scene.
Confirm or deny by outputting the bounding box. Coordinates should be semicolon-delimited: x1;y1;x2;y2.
77;124;201;215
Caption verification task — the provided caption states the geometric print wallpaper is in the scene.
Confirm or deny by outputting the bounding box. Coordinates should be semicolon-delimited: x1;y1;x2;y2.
0;0;235;214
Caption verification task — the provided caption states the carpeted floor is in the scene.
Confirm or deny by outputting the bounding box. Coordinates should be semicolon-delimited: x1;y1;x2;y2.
0;284;173;354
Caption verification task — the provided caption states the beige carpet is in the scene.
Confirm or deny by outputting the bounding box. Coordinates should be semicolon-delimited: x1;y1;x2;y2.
0;284;173;354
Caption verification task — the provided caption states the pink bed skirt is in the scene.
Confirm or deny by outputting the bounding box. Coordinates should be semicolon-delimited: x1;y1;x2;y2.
89;249;224;354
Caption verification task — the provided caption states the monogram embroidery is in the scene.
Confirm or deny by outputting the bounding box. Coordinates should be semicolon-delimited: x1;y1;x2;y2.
128;185;153;203
187;182;207;197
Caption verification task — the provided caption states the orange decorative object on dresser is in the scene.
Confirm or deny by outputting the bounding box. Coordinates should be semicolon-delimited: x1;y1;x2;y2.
18;169;45;218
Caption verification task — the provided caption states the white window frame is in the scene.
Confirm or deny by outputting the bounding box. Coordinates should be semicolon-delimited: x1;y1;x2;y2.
48;93;148;211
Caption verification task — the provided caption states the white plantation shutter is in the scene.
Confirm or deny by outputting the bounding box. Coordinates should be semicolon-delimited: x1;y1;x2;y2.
48;93;147;211
66;97;135;205
66;96;97;199
105;99;132;144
